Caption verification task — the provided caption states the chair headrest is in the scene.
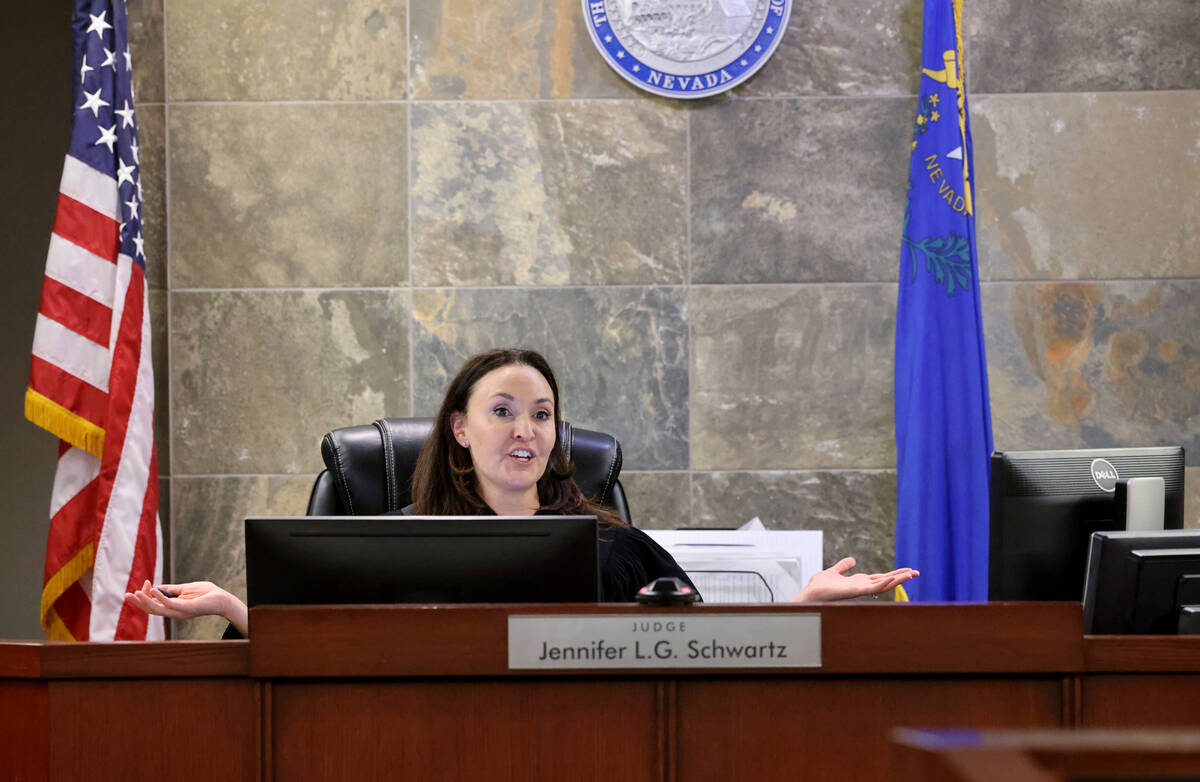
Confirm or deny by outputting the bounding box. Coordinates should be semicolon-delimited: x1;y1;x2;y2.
319;417;623;516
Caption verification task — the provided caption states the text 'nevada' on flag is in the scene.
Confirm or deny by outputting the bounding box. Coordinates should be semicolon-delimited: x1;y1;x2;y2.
25;0;163;641
893;0;994;602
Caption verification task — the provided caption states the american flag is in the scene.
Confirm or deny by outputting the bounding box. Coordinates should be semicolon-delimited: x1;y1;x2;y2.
25;0;163;641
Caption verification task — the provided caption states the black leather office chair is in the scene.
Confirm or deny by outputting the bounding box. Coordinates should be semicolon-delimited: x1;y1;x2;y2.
305;417;633;524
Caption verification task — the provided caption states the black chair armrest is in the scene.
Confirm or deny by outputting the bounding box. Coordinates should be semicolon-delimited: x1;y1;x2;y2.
305;470;344;516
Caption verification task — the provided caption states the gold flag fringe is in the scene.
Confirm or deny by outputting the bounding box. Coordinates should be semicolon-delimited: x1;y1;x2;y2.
41;543;96;641
25;388;105;459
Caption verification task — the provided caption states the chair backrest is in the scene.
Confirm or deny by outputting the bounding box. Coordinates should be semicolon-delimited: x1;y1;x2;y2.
305;417;632;524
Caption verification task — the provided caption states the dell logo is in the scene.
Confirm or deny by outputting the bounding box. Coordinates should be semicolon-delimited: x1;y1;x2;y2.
1090;459;1119;492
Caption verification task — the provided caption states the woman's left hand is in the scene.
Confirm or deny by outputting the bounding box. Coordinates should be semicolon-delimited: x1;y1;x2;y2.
124;580;249;636
789;557;919;602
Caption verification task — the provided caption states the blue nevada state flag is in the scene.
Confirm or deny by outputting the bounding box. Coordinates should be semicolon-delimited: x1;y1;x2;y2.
893;0;994;602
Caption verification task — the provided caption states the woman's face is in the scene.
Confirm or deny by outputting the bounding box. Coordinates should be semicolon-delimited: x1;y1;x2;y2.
450;363;557;511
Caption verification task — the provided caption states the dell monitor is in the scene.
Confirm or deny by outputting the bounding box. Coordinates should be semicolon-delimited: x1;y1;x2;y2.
245;515;599;607
988;446;1185;601
1083;529;1200;634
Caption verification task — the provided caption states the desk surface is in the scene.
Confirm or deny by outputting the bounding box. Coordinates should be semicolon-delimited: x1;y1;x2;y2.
0;638;247;678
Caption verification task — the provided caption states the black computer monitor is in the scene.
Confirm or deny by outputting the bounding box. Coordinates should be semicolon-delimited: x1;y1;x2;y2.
988;447;1185;601
1083;530;1200;634
245;515;599;606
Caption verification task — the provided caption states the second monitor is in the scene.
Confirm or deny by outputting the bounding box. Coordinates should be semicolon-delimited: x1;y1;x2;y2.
1083;529;1200;634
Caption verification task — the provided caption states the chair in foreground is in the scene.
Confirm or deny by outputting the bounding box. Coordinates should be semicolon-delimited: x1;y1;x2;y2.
892;727;1200;782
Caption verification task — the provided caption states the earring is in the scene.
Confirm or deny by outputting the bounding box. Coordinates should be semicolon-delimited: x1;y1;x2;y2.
459;438;469;448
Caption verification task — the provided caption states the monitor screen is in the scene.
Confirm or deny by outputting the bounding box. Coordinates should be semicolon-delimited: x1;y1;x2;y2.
1083;529;1200;634
245;515;599;607
988;447;1185;601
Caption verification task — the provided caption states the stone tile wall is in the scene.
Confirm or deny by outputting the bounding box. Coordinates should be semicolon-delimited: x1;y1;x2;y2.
128;0;1200;637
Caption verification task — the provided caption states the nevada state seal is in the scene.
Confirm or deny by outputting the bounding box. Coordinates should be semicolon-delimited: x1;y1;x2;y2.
583;0;792;99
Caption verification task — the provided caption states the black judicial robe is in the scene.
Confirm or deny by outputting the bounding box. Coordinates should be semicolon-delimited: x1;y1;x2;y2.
391;504;700;603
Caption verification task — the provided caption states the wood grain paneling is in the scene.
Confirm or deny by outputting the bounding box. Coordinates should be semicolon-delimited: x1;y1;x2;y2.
676;677;1066;781
249;602;1083;677
46;679;259;782
5;607;1200;781
0;640;248;678
0;680;49;782
1084;636;1200;671
271;679;661;782
1079;674;1200;727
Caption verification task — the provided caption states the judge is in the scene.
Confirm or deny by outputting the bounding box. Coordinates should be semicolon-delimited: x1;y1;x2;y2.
126;348;917;636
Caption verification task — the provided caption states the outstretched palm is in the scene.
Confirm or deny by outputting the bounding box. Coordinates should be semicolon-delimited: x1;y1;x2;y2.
791;557;919;602
125;580;238;620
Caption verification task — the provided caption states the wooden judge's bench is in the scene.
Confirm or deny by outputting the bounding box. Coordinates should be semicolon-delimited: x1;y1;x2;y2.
3;603;1200;781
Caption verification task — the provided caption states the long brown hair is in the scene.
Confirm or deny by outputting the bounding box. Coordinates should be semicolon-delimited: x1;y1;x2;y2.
411;348;622;526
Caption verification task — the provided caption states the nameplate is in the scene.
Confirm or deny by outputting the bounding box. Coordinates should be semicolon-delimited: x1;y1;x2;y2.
508;613;821;670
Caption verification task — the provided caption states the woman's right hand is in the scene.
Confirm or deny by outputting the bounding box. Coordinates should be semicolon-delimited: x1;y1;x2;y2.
124;580;249;637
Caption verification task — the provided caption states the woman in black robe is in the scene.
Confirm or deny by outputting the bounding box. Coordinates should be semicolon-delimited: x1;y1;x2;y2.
126;348;916;636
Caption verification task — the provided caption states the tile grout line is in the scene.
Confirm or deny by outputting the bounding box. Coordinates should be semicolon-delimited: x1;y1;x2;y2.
159;0;174;595
685;105;695;527
407;0;415;419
